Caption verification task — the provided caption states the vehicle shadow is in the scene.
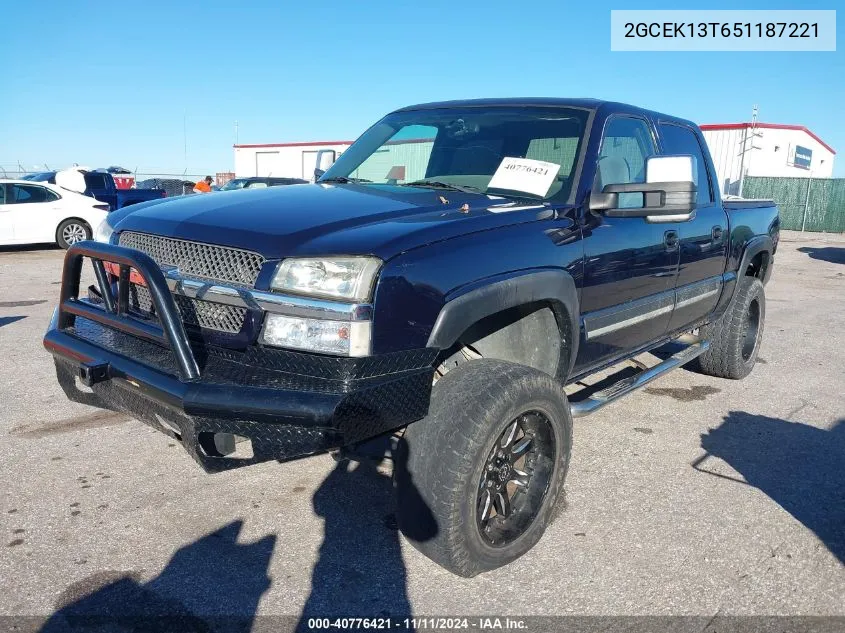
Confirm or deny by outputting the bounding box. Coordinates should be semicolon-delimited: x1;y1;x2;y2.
39;520;275;632
797;246;845;265
296;436;437;632
0;315;26;328
694;411;845;565
36;437;436;632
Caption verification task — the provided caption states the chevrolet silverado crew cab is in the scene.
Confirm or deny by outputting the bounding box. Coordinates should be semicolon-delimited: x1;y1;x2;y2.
44;99;778;577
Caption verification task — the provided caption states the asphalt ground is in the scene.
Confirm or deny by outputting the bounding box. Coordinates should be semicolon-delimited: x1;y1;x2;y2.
0;230;843;631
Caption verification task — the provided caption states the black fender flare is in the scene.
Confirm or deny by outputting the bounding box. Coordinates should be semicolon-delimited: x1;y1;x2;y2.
715;235;774;318
426;269;580;379
735;234;774;288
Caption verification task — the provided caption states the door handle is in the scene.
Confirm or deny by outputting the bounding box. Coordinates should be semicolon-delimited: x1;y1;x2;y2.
664;230;679;250
711;226;723;242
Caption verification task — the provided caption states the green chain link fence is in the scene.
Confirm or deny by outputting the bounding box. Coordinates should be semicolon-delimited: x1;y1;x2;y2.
742;176;845;233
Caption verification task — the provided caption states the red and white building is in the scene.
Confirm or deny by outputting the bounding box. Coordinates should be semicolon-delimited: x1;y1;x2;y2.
700;123;835;196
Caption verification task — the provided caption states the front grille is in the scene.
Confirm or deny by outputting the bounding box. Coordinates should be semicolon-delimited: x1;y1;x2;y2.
131;283;247;334
119;232;265;287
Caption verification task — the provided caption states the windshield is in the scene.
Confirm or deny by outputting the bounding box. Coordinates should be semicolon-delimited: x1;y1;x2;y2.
220;178;249;191
320;106;590;201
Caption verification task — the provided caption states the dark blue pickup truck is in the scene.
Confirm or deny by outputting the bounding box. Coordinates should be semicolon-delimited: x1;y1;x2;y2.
44;98;778;576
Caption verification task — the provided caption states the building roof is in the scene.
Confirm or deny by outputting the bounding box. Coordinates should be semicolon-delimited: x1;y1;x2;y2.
234;140;354;149
700;123;835;155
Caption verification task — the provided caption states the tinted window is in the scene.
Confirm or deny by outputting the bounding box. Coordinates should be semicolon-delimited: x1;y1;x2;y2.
658;123;713;204
596;117;656;208
11;184;51;203
84;173;110;190
220;179;248;191
0;185;6;205
45;189;61;201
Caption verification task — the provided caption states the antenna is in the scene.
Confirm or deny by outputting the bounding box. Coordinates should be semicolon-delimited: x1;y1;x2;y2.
737;104;762;197
183;110;188;171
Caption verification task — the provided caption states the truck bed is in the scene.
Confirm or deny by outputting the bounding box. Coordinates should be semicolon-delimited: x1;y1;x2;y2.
723;197;777;210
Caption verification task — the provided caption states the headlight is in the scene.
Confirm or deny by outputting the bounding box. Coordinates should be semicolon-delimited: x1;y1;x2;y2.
261;315;371;356
270;257;381;302
94;218;114;244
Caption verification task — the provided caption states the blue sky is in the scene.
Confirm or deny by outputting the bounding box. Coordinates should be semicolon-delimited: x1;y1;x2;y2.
2;0;842;177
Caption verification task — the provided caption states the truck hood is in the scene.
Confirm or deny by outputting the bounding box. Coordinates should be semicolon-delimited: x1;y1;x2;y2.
112;183;554;261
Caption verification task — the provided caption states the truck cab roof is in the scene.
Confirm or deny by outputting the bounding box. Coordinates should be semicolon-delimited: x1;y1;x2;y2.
394;97;699;130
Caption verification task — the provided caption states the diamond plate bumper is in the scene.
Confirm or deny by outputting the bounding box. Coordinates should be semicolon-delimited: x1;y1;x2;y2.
43;241;436;472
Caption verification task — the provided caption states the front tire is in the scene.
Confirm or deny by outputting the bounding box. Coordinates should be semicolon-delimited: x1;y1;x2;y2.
394;360;572;577
695;276;765;379
56;219;91;249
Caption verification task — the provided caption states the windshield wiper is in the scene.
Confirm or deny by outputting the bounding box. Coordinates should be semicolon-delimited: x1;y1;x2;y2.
401;180;481;193
320;176;373;184
486;187;545;201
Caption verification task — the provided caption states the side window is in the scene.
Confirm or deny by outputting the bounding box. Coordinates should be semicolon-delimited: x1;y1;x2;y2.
657;123;713;204
595;117;656;208
11;185;31;203
84;173;109;191
45;189;61;202
10;184;50;203
0;185;6;205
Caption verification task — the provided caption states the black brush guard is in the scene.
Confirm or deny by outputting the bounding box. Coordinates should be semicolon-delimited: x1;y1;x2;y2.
43;241;435;472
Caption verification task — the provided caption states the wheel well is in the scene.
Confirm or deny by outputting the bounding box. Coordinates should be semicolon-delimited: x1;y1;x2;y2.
56;217;92;239
745;251;770;279
435;301;571;380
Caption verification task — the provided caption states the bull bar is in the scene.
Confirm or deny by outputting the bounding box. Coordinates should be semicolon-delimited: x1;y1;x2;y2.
43;241;435;472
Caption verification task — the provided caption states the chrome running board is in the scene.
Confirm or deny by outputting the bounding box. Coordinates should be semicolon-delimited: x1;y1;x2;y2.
569;337;710;418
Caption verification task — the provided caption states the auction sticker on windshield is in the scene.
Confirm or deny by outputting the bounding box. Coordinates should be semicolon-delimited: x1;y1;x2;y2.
488;157;560;197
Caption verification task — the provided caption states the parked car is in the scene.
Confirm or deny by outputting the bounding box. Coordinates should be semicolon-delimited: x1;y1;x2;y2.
0;179;110;248
19;171;57;183
218;176;308;191
44;98;779;577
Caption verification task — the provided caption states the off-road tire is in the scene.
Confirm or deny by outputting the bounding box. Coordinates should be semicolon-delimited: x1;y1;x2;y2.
56;219;91;249
393;359;572;577
694;276;765;379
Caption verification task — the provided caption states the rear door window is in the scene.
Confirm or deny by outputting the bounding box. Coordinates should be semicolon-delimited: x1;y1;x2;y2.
84;173;110;190
657;123;713;204
10;184;51;203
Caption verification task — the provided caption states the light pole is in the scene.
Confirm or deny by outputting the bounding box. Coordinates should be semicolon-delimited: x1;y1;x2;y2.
801;163;815;232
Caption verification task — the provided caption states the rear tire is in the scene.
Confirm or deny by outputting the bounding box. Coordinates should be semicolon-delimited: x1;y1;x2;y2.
694;276;765;379
394;360;572;577
56;219;91;249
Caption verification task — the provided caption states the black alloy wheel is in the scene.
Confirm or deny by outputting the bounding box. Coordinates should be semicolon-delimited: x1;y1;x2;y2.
476;411;556;547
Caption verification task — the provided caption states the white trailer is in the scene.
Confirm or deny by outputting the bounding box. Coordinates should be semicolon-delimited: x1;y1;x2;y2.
234;141;353;181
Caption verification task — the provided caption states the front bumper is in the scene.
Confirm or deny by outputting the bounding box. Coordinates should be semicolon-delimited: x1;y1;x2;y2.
44;241;436;472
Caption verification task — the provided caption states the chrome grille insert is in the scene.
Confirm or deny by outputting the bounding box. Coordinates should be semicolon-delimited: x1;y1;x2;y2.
119;232;265;287
130;284;247;334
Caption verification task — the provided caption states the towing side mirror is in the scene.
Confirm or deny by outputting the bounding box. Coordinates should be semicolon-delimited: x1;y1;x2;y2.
313;149;337;180
589;155;697;222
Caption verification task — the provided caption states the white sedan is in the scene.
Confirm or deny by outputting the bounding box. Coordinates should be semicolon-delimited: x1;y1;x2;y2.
0;179;110;249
